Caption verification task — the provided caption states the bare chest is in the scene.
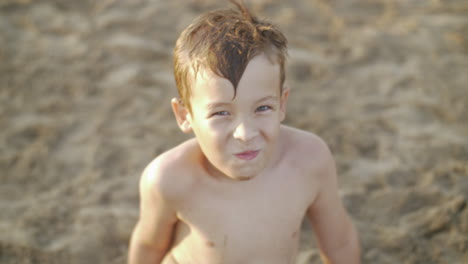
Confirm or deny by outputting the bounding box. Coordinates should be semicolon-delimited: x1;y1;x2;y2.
171;172;314;263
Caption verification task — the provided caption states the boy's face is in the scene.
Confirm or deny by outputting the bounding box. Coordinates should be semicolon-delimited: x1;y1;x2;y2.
175;54;289;181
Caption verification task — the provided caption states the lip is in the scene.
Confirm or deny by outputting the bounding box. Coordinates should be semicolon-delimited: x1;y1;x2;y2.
235;150;260;161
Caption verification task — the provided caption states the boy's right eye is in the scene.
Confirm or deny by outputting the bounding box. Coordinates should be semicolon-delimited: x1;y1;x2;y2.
211;111;230;117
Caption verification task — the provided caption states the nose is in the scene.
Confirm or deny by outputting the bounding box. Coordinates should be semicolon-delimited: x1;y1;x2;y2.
233;118;259;143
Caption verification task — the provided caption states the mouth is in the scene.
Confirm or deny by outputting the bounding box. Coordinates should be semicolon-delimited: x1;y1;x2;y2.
234;150;260;161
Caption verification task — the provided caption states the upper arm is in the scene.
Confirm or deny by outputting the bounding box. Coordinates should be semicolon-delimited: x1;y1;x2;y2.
132;158;179;252
306;139;356;256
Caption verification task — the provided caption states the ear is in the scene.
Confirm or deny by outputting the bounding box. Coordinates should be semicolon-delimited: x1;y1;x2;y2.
171;98;192;133
279;86;290;122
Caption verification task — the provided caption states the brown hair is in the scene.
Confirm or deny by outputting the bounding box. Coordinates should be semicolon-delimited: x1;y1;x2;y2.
173;0;288;112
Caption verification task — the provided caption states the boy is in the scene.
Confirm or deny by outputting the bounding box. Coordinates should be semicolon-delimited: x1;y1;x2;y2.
128;1;360;263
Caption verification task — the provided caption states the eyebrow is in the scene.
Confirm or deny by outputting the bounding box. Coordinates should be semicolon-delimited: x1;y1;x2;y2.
205;102;231;110
255;96;278;104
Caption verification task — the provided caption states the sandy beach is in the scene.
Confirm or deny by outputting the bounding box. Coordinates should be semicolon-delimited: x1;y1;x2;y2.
1;0;467;263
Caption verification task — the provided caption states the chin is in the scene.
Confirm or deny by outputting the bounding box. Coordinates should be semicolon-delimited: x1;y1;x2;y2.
224;165;264;181
230;174;255;181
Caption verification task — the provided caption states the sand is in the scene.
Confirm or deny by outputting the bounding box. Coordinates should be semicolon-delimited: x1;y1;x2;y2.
1;0;467;263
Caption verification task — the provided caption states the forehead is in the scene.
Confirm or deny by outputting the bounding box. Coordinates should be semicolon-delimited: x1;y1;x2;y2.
190;54;281;104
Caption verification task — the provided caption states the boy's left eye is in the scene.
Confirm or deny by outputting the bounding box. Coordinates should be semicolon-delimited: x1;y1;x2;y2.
256;105;272;112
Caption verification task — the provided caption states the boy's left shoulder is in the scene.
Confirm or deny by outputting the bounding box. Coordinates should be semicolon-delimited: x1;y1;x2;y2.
280;125;334;170
281;125;331;153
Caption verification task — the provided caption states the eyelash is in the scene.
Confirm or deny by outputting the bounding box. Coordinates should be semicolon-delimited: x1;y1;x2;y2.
211;111;230;117
210;105;273;117
256;105;272;112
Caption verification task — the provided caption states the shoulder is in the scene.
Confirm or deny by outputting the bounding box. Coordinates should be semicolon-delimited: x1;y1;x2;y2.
280;125;333;165
280;125;336;182
140;138;199;203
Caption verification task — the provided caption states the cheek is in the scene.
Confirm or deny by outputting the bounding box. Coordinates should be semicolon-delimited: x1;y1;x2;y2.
202;122;230;148
257;115;281;134
206;121;226;137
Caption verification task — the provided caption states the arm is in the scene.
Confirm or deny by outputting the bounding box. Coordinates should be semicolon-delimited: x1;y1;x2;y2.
128;161;178;264
307;143;361;264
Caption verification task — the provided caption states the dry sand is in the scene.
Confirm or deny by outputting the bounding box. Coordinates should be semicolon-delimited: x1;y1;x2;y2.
1;0;467;263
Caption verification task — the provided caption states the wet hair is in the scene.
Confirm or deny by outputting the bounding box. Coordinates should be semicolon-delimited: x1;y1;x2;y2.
173;0;288;112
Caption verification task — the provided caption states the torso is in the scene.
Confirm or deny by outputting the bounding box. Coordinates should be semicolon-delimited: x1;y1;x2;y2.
162;126;321;264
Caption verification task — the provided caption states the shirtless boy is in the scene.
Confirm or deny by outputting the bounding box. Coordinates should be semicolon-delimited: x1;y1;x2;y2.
128;1;360;263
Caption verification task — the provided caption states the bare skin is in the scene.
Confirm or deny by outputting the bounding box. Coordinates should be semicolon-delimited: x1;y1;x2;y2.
128;54;360;264
168;128;315;264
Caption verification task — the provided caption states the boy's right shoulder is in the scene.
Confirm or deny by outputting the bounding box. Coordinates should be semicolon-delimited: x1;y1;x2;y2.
140;138;199;202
